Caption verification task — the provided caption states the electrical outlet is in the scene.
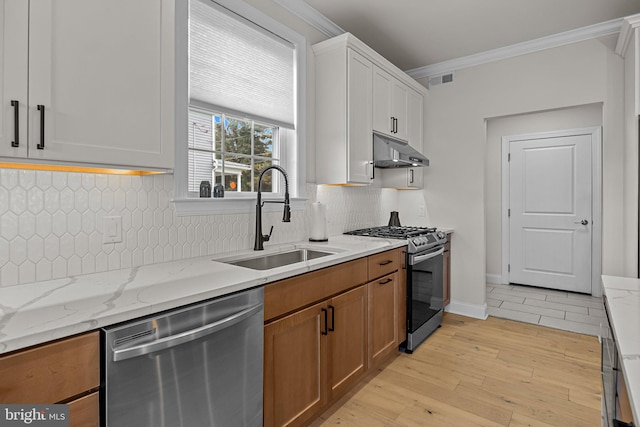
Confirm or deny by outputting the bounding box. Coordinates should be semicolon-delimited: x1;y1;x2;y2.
103;216;122;244
419;205;426;217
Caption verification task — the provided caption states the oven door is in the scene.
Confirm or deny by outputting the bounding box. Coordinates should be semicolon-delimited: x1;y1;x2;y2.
406;245;444;352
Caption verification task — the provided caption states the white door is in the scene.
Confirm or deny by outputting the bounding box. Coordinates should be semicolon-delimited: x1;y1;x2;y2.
372;66;394;137
508;132;593;293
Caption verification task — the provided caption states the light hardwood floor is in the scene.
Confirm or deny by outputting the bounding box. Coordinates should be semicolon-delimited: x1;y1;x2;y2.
310;313;602;427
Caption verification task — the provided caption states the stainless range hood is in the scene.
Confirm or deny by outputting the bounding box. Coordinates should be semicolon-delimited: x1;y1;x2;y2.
373;133;429;168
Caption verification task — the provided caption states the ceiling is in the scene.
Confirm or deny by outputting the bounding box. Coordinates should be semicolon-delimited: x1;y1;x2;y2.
303;0;640;71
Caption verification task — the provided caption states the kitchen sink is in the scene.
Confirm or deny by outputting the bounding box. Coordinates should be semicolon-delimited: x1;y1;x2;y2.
225;249;335;270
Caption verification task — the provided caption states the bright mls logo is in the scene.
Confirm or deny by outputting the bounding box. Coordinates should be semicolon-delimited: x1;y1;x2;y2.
0;405;68;426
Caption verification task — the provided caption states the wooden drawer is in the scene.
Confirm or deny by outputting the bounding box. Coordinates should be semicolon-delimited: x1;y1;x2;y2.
68;391;99;427
0;331;100;404
265;258;368;322
367;249;399;280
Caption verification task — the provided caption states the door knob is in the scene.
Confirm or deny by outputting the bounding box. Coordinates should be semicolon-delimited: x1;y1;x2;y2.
574;219;589;225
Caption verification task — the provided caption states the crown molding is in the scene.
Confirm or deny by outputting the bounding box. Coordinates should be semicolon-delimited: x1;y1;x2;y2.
407;18;624;79
615;13;640;56
272;0;344;37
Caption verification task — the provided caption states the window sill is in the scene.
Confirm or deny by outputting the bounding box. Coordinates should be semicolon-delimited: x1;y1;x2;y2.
173;196;308;216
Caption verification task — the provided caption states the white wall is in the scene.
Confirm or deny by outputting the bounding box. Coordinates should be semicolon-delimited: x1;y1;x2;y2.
623;29;639;277
485;103;604;279
398;35;625;318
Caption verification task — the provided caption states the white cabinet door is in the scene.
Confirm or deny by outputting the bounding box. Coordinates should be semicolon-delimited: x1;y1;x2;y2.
26;0;173;169
347;49;373;184
372;65;410;141
406;88;423;151
0;0;28;159
391;80;408;141
372;66;394;137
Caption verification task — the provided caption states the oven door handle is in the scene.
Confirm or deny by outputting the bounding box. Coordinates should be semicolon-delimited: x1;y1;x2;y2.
409;247;444;265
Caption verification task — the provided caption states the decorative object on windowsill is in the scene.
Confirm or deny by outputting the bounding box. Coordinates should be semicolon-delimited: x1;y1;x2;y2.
199;180;211;198
213;183;224;198
309;202;329;242
388;211;401;226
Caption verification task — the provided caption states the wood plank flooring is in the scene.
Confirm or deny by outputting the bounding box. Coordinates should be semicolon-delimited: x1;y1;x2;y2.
310;313;602;427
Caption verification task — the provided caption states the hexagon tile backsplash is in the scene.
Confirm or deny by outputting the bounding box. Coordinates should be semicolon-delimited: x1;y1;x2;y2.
0;169;385;287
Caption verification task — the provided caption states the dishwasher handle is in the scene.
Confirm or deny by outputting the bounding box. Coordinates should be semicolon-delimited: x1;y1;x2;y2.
112;302;263;362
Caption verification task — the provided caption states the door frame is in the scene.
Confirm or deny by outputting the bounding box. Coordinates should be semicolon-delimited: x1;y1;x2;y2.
500;127;602;296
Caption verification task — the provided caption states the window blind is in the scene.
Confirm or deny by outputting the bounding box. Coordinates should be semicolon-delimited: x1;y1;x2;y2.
190;0;295;129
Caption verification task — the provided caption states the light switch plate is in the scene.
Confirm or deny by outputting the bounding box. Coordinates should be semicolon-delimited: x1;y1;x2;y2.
103;216;122;244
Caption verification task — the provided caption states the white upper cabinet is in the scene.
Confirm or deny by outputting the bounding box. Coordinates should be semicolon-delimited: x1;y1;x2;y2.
0;0;28;159
373;66;408;141
0;0;174;170
314;46;373;185
314;33;427;187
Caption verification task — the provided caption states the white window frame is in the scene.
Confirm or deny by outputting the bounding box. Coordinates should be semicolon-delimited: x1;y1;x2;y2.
173;0;307;216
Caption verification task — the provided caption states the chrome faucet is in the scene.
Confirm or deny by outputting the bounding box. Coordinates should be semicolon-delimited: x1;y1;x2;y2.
254;165;291;250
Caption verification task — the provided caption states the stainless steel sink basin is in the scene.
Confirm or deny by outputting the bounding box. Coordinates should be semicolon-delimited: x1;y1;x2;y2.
226;249;334;270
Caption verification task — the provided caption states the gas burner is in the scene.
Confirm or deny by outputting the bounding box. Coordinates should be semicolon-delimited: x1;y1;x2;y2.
344;226;446;253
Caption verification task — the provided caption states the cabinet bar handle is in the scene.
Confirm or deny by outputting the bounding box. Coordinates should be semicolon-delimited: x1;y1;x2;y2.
409;169;414;184
394;118;398;133
379;278;393;285
379;260;393;266
37;105;45;149
10;100;18;147
390;116;394;133
328;305;335;332
321;308;328;335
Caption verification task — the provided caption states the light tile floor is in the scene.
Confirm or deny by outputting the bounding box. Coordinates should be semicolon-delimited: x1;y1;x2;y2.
486;282;604;336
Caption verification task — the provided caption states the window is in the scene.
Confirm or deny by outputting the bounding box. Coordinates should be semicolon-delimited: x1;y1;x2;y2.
174;0;307;215
188;109;281;194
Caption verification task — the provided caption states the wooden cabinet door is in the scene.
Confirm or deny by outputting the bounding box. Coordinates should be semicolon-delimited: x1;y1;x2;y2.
397;249;407;346
346;48;373;184
27;0;173;169
0;0;28;159
264;301;327;427
443;237;451;307
327;285;367;400
368;272;398;367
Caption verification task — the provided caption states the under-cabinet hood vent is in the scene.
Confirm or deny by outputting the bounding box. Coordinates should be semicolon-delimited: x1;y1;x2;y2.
373;133;429;168
428;71;455;88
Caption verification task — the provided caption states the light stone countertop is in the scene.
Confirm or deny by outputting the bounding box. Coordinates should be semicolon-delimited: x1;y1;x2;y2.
0;235;406;355
601;275;640;425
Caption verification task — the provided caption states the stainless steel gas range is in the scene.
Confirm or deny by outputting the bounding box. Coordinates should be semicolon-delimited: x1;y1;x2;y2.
344;226;447;352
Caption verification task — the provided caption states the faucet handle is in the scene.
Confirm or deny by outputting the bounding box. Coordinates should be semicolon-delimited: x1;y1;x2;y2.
263;225;274;242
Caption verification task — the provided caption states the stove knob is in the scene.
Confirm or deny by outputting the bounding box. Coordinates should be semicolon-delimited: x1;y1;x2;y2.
437;231;446;240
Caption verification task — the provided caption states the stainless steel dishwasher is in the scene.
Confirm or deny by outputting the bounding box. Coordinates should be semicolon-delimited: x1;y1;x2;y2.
102;287;264;427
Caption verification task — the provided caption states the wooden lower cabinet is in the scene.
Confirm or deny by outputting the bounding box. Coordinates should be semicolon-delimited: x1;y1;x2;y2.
397;248;407;346
264;286;367;427
327;286;367;400
68;391;100;427
368;272;398;368
264;300;327;427
0;331;100;426
443;235;451;307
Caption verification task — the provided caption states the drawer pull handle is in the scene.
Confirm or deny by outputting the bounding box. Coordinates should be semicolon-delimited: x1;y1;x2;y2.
379;278;392;285
379;260;393;266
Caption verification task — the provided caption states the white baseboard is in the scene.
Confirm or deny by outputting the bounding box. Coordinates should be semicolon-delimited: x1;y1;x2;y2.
445;300;488;320
486;274;503;284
